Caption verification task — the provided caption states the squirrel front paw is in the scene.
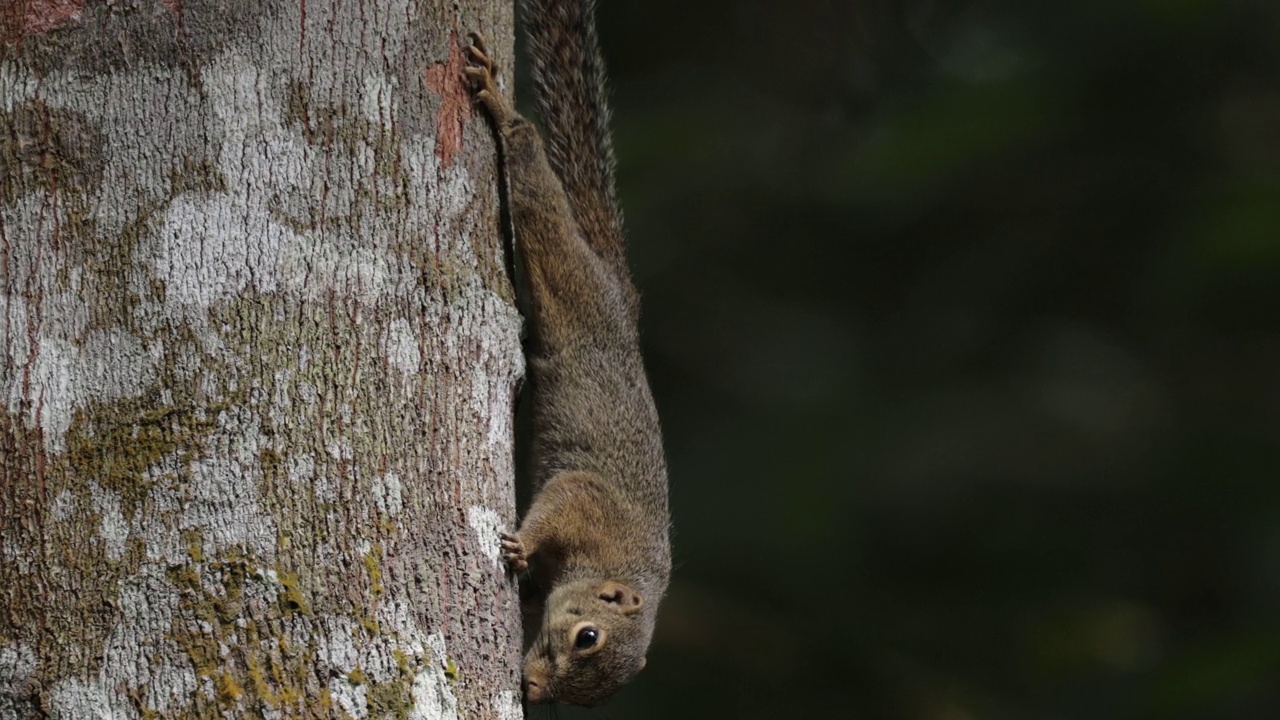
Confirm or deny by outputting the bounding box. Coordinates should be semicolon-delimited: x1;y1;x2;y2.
500;532;529;572
464;32;514;125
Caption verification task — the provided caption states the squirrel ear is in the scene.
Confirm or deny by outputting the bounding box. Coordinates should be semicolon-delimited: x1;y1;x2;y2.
637;656;647;672
598;581;644;614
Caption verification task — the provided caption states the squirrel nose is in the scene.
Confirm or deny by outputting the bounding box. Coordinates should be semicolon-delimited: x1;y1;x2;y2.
524;676;545;702
524;678;549;704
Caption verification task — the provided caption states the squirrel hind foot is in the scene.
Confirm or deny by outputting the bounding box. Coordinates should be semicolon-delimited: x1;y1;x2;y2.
464;32;494;74
464;31;515;125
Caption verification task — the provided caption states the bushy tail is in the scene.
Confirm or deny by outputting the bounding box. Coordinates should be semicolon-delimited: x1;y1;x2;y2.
522;0;629;278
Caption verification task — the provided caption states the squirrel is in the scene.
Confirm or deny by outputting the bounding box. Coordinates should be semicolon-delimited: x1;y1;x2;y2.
464;0;671;709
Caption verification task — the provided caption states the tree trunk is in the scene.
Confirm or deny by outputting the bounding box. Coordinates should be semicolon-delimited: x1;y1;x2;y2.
0;2;523;718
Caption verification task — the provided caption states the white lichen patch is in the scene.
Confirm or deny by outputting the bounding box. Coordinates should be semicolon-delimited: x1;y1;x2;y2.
0;541;23;565
152;194;292;317
2;280;75;452
100;568;197;713
138;49;418;330
407;634;459;720
133;452;187;563
356;539;373;558
310;606;436;707
267;368;295;429
79;328;154;402
182;453;277;560
48;676;133;720
50;490;78;522
467;506;505;567
0;61;38;112
461;291;525;449
372;473;404;516
280;242;401;304
331;674;369;719
0;290;30;363
16;335;78;452
89;483;129;561
326;438;355;462
375;600;425;648
316;615;362;674
178;409;277;559
0;641;37;695
284;451;338;504
385;319;422;376
402;137;475;253
314;607;494;720
294;0;415;73
360;73;399;127
3;279;157;452
494;690;522;720
31;64;205;239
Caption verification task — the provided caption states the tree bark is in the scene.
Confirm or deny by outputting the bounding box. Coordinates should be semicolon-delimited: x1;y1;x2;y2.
0;2;523;719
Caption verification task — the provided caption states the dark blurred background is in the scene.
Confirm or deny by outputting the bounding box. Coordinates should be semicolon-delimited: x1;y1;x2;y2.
523;1;1280;717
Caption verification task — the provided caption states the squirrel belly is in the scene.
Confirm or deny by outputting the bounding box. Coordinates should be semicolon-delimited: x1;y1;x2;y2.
464;4;671;708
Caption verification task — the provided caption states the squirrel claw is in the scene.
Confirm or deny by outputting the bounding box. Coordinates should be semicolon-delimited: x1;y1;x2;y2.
465;33;495;77
465;30;511;122
500;532;528;572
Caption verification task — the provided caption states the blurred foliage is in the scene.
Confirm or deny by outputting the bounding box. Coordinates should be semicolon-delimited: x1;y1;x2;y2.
520;1;1280;718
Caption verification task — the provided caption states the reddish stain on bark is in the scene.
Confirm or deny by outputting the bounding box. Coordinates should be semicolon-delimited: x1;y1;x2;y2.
8;0;85;40
157;0;185;37
424;30;472;169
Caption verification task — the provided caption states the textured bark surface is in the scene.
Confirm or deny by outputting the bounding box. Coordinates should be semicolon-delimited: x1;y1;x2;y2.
0;1;524;718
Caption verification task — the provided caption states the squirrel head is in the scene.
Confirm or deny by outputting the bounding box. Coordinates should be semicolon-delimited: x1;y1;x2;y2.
522;577;652;706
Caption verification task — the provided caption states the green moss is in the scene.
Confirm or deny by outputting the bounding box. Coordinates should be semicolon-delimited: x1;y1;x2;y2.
166;564;201;595
167;155;227;196
377;515;399;535
392;648;413;676
183;529;204;563
0;99;106;204
358;613;382;635
65;390;227;519
259;448;284;485
276;569;311;616
364;544;384;601
215;671;246;703
357;647;429;720
366;677;415;720
245;655;276;706
164;548;344;718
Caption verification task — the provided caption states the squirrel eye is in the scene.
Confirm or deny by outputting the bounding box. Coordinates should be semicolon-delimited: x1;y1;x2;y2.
574;626;600;650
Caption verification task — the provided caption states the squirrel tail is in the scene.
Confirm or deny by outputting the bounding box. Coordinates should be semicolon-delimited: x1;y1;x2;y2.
522;0;630;280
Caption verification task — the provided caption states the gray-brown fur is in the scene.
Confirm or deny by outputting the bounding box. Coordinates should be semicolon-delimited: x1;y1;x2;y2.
521;0;634;304
465;20;670;708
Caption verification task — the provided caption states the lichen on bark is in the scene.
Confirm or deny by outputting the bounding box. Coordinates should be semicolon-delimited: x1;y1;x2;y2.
1;0;523;717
